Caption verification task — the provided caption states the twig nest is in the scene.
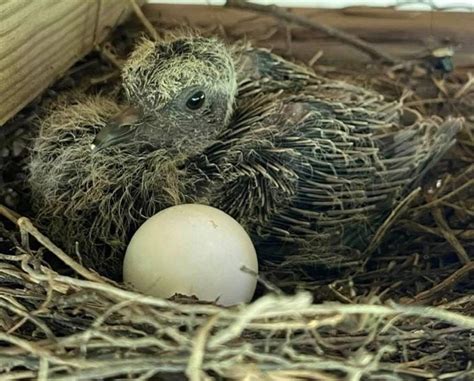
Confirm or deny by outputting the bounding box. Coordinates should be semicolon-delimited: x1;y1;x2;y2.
123;204;258;306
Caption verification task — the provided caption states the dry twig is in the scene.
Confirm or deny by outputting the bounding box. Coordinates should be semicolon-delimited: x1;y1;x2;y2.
225;0;398;64
16;217;107;284
408;262;474;304
128;0;159;41
432;207;471;264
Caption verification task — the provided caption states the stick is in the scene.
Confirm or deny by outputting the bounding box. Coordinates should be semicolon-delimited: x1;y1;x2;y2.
409;262;474;304
363;187;421;256
0;204;21;224
128;0;159;41
225;0;397;64
97;45;123;69
186;314;220;381
16;217;107;284
432;207;471;264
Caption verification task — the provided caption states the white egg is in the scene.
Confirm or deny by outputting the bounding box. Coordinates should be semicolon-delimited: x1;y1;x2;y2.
123;204;258;306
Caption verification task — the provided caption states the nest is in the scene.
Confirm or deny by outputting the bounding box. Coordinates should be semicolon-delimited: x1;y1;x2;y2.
0;3;473;380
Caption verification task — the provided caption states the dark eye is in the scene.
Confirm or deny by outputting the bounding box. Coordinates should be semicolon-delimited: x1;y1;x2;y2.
186;91;205;110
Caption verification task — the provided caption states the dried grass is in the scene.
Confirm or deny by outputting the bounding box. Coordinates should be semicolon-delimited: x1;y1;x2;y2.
0;231;472;380
0;6;473;381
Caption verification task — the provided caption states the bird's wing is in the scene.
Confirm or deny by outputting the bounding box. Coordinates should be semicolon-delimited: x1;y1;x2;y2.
202;86;460;267
236;46;322;94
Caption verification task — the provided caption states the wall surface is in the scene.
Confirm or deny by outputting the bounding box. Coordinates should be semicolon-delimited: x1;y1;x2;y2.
143;3;474;68
0;0;137;126
147;0;473;11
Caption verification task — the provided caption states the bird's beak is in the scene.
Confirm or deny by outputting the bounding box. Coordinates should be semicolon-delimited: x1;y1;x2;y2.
91;106;142;152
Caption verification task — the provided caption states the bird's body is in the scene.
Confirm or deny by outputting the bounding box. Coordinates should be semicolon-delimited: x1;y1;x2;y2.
29;36;461;279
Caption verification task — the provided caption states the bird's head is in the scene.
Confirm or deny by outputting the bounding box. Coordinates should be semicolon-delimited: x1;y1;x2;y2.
91;35;237;155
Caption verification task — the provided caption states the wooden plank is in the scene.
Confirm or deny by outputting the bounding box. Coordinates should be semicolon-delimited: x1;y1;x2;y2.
2;3;471;126
0;0;138;126
142;5;474;68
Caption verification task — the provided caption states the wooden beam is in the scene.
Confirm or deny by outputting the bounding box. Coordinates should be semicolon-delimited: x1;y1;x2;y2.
2;4;472;126
0;0;138;126
142;5;474;69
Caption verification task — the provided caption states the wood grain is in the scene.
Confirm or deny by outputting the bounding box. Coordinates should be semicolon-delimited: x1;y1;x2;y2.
142;5;474;69
0;0;136;126
2;3;472;126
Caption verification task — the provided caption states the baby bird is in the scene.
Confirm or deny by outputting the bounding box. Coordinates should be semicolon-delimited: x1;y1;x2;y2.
29;35;461;279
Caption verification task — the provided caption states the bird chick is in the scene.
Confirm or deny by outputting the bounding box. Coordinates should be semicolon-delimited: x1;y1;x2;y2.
29;34;462;279
92;37;237;156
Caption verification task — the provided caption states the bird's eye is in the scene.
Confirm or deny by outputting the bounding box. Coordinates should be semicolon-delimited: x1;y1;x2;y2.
186;91;205;110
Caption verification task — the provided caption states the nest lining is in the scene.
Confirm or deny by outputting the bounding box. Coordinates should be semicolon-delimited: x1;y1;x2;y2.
0;7;473;381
